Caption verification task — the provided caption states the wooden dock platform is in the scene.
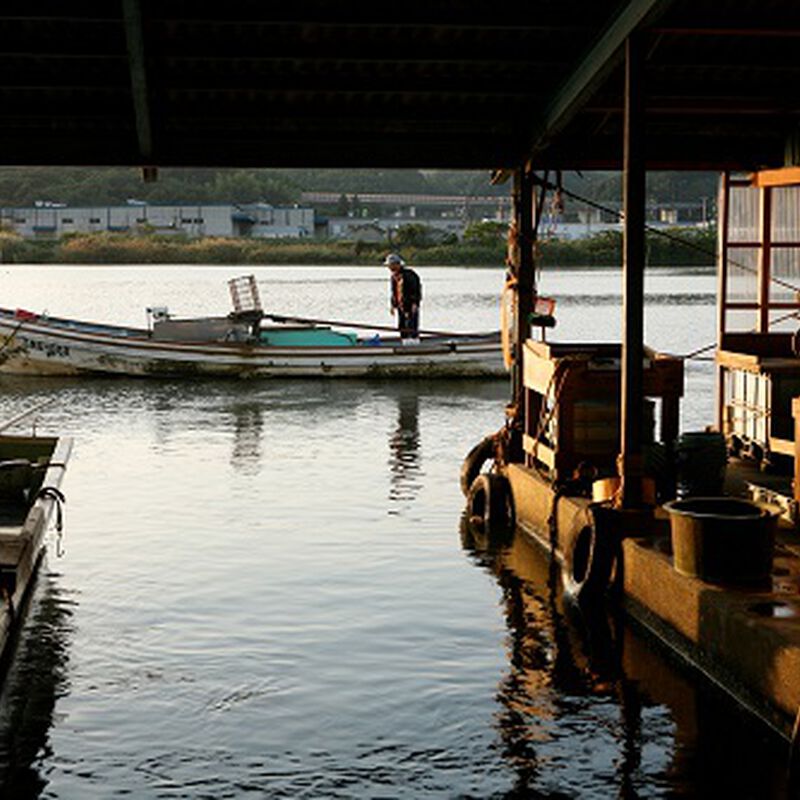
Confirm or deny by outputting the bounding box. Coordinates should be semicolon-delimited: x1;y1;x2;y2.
505;460;800;740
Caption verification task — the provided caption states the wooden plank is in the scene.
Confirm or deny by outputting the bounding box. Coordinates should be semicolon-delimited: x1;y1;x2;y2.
717;351;800;372
530;0;667;152
523;434;556;469
523;342;557;393
793;397;800;502
769;436;795;458
122;0;153;162
751;167;800;188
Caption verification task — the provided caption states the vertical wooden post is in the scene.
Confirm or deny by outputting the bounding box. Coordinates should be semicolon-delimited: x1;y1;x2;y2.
507;166;535;463
716;172;730;431
757;185;772;333
620;34;645;509
516;166;535;395
793;398;800;505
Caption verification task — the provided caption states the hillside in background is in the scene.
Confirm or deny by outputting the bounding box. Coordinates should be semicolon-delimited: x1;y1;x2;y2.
0;168;719;210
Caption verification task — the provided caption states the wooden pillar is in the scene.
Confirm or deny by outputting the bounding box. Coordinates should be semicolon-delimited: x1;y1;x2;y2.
620;34;646;509
757;185;772;333
507;166;535;462
660;395;680;449
793;397;800;504
716;172;730;431
516;166;535;394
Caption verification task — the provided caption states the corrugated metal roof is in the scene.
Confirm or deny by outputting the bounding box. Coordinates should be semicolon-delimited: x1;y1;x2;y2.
1;1;799;170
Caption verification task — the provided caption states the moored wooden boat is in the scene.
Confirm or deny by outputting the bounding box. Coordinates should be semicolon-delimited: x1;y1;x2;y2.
0;431;71;667
0;301;505;379
0;306;503;378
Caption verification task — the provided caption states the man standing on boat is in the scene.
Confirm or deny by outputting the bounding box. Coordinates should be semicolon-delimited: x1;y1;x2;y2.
385;253;422;342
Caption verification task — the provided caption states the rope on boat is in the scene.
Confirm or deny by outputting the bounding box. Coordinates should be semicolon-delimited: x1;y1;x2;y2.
37;486;66;556
500;276;516;370
528;356;587;476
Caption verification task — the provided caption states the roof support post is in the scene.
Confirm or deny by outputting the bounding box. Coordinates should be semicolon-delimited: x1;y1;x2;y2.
122;0;154;165
716;172;730;431
757;185;773;333
515;166;535;407
505;166;535;463
620;34;646;509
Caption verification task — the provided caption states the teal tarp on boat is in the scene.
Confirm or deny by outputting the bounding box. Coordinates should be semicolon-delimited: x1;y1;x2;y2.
259;327;357;346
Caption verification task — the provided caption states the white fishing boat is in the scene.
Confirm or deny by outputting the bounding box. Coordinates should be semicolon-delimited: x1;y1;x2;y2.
0;403;71;666
0;276;505;379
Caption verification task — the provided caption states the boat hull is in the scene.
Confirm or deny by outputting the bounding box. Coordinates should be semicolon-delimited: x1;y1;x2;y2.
0;434;72;667
0;309;506;378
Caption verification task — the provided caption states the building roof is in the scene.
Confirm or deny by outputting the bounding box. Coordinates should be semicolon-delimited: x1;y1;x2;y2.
2;1;799;170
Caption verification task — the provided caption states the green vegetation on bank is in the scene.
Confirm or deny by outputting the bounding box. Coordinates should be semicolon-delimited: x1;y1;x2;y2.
0;226;716;267
0;166;718;209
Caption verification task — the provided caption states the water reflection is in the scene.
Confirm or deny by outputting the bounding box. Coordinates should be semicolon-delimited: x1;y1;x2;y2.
229;401;264;475
387;392;421;508
555;293;715;307
0;570;75;798
461;520;790;797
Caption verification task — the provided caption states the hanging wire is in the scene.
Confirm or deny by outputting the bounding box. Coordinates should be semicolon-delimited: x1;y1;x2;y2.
533;174;800;296
530;174;800;360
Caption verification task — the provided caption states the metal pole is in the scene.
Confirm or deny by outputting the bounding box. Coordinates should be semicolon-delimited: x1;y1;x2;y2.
620;34;646;509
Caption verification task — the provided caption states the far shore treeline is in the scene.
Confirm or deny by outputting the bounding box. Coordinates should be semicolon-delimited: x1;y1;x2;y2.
0;227;716;268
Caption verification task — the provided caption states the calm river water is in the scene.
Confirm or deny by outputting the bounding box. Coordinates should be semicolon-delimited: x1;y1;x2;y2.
0;266;789;797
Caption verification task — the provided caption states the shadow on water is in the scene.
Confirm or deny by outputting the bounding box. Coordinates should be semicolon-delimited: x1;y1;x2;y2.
0;569;75;798
460;519;790;798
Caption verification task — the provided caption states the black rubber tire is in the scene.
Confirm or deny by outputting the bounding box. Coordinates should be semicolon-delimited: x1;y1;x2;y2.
467;473;514;533
460;435;495;497
561;517;616;605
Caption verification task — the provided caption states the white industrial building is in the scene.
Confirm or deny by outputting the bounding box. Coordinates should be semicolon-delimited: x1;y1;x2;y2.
0;202;314;239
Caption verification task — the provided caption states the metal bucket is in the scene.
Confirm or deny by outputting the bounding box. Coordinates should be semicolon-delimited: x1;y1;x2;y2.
663;497;779;583
674;432;727;498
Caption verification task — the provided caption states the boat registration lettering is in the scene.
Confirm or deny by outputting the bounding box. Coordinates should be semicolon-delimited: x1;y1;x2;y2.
20;336;70;359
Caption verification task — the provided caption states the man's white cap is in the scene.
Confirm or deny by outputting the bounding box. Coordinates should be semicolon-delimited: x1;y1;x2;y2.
383;253;405;267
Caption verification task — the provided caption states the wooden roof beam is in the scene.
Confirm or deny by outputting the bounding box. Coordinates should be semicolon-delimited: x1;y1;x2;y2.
122;0;153;165
750;168;800;188
529;0;673;161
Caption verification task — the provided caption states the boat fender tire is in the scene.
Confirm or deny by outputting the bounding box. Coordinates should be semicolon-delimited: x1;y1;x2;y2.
460;434;495;497
467;473;514;533
561;513;616;604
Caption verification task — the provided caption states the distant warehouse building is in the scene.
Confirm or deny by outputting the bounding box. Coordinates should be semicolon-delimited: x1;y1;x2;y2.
0;202;314;239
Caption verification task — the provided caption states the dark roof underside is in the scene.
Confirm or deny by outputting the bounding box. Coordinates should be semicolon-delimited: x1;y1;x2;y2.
2;1;799;171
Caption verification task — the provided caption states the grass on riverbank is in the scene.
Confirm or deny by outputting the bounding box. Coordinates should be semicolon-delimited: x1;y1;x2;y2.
0;227;716;267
